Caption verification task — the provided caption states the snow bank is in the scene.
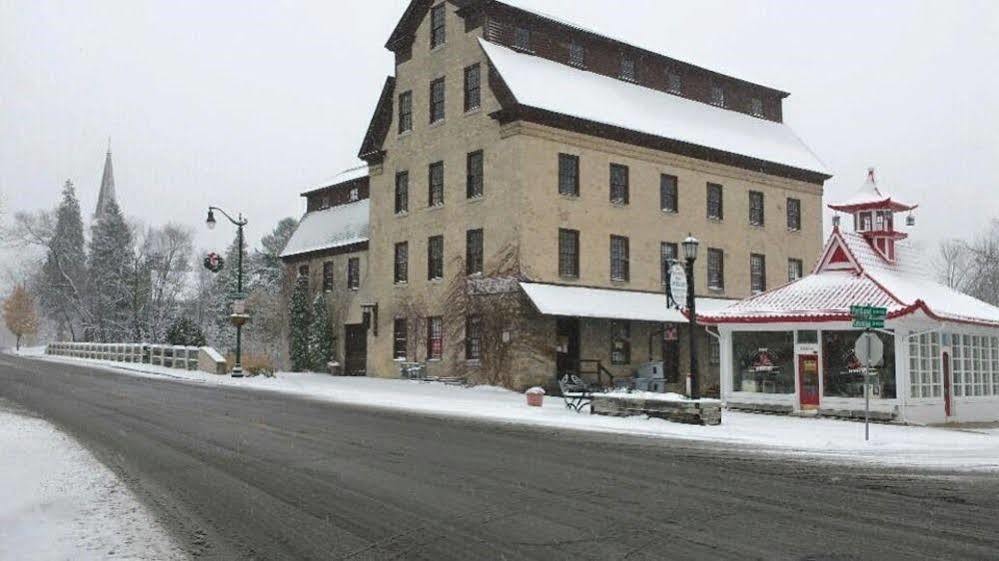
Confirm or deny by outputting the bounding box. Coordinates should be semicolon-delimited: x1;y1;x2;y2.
28;354;999;471
0;403;183;561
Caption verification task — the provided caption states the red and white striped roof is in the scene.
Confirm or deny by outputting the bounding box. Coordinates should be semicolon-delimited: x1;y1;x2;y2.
701;228;999;327
827;168;917;213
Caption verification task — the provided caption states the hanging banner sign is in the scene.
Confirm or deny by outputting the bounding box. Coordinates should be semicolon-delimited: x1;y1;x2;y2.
667;263;688;310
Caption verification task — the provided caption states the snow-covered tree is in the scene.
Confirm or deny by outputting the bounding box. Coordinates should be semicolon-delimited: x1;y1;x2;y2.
207;231;247;353
87;200;134;341
3;285;38;350
141;224;194;342
165;316;206;347
309;293;333;371
39;181;87;340
288;275;311;371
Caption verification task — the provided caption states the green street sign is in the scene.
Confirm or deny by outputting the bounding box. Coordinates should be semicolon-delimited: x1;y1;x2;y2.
851;305;887;329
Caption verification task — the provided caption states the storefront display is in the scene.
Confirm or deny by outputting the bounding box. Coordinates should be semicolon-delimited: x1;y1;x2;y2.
732;331;794;394
822;330;895;398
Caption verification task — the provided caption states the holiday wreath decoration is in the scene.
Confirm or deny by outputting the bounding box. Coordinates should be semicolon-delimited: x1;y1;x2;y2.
203;252;225;273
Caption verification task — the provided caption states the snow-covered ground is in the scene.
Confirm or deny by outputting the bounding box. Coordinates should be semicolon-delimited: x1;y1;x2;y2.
0;401;184;561
16;351;999;471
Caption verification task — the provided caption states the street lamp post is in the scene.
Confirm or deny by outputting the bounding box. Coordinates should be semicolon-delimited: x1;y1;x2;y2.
682;234;700;400
206;206;248;377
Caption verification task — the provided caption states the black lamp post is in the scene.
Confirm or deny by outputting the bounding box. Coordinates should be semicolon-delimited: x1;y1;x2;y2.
682;234;700;400
207;206;248;377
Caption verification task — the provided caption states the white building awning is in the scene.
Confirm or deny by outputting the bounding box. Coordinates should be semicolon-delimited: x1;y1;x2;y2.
520;282;734;323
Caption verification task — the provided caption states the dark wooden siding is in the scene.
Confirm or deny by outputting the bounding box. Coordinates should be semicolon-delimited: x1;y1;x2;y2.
305;177;370;212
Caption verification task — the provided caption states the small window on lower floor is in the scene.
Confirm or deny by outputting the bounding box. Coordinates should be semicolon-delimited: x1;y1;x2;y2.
465;315;482;360
427;316;443;360
393;318;408;360
611;320;631;364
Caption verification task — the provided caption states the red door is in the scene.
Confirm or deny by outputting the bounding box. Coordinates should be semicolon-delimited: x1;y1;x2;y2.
942;351;952;417
798;354;820;408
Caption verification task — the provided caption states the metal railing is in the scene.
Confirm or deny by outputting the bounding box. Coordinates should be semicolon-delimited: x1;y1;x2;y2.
46;342;203;371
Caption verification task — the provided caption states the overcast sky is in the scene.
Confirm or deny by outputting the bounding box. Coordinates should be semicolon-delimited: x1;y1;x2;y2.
2;0;998;269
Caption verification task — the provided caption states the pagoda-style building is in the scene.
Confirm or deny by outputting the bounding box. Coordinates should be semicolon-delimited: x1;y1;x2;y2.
700;169;999;424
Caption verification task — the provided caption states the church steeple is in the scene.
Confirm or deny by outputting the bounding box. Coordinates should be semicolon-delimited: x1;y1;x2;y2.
94;142;117;218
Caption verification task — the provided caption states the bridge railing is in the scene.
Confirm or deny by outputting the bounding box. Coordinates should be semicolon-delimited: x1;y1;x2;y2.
45;342;207;371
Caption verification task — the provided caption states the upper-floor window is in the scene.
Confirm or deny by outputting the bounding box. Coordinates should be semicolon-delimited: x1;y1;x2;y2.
569;41;585;66
466;150;483;199
394;242;408;284
610;320;631;364
429;77;446;123
347;257;360;289
749;190;765;226
660;242;678;286
788;258;803;282
787;198;801;231
707;248;724;291
558;153;579;196
298;264;309;278
430;4;446;49
395;171;409;214
319;195;330;210
427;316;443;360
466;228;483;275
398;91;412;133
393;318;408;360
750;97;764;117
463;64;480;112
428;161;444;207
322;261;334;292
610;235;630;282
514;27;531;51
750;253;766;293
710;85;725;107
707;183;724;220
667;71;682;94
620;55;636;81
660;173;678;213
558;228;579;279
609;163;629;205
427;235;444;280
348;187;359;202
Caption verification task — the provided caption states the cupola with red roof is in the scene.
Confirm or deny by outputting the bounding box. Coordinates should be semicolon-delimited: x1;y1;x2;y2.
827;168;917;263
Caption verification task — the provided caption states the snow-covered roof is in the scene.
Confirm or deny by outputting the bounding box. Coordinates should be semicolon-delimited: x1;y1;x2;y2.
480;39;829;176
301;163;369;196
702;229;999;327
280;199;369;259
828;169;916;212
521;282;733;323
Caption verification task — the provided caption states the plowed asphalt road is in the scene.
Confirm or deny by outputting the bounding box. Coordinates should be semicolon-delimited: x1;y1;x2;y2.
1;353;997;561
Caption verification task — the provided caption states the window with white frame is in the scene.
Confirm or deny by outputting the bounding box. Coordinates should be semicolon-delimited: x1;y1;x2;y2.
952;334;995;397
993;336;999;395
909;332;941;398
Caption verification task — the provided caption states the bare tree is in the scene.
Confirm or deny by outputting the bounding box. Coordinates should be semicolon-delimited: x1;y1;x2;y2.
934;238;969;291
963;220;999;306
441;243;550;389
3;285;39;350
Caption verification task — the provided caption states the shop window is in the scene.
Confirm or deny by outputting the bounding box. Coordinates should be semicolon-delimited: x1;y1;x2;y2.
908;332;941;398
732;331;794;394
822;330;896;399
953;334;995;397
611;320;631;364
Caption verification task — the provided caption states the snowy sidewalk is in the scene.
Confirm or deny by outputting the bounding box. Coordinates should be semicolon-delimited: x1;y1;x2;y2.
0;400;184;561
17;350;999;471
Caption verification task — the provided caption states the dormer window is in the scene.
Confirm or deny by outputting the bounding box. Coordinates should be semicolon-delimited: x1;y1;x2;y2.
320;195;330;210
430;4;446;49
349;187;359;202
751;97;764;117
569;41;585;67
710;85;725;107
514;27;531;51
667;71;682;94
620;55;636;81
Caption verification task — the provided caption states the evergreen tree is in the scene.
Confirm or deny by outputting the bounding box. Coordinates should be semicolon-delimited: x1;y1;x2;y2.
39;180;87;340
87;200;134;341
165;316;206;347
288;275;311;371
253;217;298;293
309;293;333;371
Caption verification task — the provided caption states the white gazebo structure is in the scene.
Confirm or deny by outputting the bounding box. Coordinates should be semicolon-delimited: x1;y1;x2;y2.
700;169;999;424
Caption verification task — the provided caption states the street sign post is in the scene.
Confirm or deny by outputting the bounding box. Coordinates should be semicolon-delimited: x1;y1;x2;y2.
852;327;885;442
851;305;887;329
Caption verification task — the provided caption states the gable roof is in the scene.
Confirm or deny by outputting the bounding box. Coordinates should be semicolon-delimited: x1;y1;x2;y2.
358;77;396;163
280;199;370;260
701;228;999;326
300;163;369;197
480;39;829;178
